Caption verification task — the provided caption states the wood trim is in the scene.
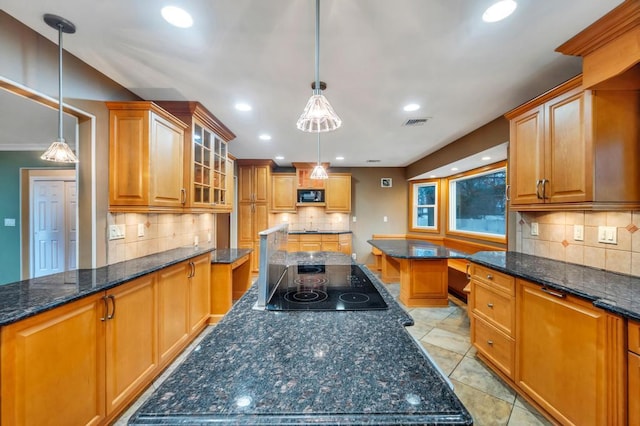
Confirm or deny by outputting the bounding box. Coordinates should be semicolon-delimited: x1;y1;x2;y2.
509;201;640;212
504;76;583;120
153;101;236;142
605;313;627;426
104;101;188;129
235;159;275;167
408;178;440;234
555;1;640;57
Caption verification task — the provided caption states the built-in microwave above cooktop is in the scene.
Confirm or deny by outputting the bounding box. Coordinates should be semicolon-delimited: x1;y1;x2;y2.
297;189;324;203
265;264;388;311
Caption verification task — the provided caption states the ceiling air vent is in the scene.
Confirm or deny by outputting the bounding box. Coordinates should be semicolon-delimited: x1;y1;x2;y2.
366;159;381;163
403;118;429;127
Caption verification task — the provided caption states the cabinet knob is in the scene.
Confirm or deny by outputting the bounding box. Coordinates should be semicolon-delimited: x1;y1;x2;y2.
486;274;493;280
487;303;494;308
487;340;494;346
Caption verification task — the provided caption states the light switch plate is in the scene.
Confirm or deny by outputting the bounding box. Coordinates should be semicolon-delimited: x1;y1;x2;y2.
573;224;584;241
531;222;539;236
4;218;16;227
138;223;145;237
108;224;125;240
597;226;617;244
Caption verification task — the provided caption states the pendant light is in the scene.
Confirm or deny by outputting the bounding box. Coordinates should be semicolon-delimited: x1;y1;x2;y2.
310;133;328;180
296;0;342;133
40;14;79;163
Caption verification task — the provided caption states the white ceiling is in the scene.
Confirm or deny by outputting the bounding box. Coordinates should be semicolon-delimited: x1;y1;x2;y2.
1;0;624;171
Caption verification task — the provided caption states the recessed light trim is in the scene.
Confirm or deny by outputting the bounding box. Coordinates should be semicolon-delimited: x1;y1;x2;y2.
451;167;459;171
275;155;284;160
335;156;344;161
259;134;272;141
481;156;492;161
161;6;193;28
482;0;517;23
403;103;420;112
235;102;252;112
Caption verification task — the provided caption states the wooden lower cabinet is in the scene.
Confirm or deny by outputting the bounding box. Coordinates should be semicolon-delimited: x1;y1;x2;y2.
105;275;157;420
1;293;106;426
629;352;640;426
516;279;625;426
157;261;191;367
188;254;212;334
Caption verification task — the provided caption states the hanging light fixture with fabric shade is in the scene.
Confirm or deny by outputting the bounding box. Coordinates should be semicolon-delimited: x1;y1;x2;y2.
310;133;329;180
296;0;342;133
40;14;79;163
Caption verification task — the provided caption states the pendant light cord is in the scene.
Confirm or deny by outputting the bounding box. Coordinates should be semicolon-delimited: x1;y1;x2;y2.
57;23;63;141
317;133;321;165
314;0;320;95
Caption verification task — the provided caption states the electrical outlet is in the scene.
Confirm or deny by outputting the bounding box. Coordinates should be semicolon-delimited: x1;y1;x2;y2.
573;224;584;241
352;216;357;222
138;223;145;237
597;226;617;244
530;222;539;236
108;224;125;240
383;216;388;223
351;253;357;261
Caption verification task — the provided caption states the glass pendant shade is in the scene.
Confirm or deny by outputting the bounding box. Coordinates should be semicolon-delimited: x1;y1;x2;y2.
296;93;342;133
41;138;78;163
310;164;328;180
41;14;79;164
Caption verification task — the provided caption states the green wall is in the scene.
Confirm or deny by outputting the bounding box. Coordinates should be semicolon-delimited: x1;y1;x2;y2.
0;151;62;285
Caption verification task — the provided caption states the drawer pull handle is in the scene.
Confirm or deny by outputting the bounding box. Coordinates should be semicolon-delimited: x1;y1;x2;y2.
487;340;494;346
541;287;566;299
487;303;494;308
486;274;493;280
465;263;471;280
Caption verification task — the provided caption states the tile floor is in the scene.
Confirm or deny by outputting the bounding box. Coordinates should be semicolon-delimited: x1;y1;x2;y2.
114;283;552;426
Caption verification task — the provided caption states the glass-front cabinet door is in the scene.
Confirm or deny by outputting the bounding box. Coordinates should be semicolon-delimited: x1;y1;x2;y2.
191;121;228;209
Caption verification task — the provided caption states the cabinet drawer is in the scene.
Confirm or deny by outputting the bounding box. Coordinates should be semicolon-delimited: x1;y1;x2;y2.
472;316;515;379
321;234;339;242
472;281;515;336
300;242;322;252
472;264;514;295
629;320;640;355
321;242;339;252
299;234;321;243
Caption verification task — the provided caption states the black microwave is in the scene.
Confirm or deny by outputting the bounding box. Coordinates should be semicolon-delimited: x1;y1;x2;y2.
297;189;325;203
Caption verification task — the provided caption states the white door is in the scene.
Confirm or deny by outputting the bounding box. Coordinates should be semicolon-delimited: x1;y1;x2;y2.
65;181;77;270
32;180;66;277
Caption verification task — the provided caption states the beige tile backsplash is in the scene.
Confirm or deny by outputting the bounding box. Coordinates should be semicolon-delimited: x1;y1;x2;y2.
272;207;350;232
515;211;640;276
107;212;215;264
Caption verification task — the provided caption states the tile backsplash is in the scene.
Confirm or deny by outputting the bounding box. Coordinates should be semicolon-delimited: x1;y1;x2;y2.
515;211;640;276
272;207;350;232
107;212;215;264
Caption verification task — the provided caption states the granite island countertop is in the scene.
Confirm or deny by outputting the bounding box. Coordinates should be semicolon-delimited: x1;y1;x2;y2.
0;244;217;327
288;230;353;235
210;248;253;264
470;251;640;322
368;239;470;259
128;262;473;425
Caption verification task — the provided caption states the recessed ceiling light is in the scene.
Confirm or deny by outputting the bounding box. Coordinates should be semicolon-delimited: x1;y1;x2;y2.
451;167;459;171
335;156;344;161
275;155;284;160
430;175;437;178
235;102;252;112
482;0;517;23
403;103;420;112
481;156;492;161
161;6;193;28
258;134;272;141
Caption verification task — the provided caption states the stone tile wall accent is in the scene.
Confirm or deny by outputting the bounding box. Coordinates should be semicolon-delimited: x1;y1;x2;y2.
272;207;350;232
515;211;640;276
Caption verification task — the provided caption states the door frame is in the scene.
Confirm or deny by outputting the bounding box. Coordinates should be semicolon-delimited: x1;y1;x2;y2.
25;170;76;278
1;76;98;279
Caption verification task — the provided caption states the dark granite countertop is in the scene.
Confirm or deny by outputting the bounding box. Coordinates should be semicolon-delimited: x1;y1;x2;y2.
0;244;216;327
210;248;253;264
288;230;353;235
470;251;640;322
128;263;473;425
368;239;470;259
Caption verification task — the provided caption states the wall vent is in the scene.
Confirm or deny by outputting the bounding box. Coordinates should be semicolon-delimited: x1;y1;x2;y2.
366;159;381;163
403;118;429;127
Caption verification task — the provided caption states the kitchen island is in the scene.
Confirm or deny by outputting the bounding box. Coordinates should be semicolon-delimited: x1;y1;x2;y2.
368;239;470;307
128;256;473;425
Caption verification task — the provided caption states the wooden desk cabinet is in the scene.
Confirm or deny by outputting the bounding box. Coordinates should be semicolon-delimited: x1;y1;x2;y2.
210;252;252;322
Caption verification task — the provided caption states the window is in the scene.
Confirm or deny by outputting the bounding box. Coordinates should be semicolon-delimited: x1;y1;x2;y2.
410;180;438;232
448;164;506;241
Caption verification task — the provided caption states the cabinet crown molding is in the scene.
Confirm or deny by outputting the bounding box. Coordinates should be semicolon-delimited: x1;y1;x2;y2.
504;75;582;120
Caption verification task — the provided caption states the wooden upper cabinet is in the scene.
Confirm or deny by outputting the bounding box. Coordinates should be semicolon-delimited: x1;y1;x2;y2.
271;174;297;212
325;174;351;213
108;102;187;211
155;101;236;212
505;76;640;210
293;162;326;189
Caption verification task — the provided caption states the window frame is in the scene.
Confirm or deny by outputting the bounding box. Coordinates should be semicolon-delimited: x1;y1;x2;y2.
409;178;439;233
446;161;507;244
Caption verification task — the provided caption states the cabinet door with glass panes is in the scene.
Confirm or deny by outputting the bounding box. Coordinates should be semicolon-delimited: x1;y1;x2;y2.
191;122;230;211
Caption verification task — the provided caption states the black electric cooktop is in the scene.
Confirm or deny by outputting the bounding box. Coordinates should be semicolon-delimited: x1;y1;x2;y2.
265;264;388;311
